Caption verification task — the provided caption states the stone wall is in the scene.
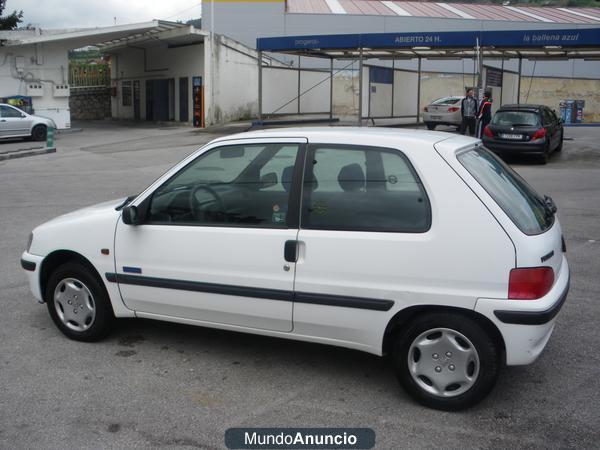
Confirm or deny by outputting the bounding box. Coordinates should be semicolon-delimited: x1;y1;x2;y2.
69;87;112;120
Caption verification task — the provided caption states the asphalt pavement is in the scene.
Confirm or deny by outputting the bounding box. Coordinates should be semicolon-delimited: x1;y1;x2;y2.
0;121;598;449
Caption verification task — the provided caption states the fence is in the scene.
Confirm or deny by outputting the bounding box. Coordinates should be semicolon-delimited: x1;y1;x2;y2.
69;63;110;87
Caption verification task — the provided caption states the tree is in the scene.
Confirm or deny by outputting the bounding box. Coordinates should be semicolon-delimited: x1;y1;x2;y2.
0;0;23;30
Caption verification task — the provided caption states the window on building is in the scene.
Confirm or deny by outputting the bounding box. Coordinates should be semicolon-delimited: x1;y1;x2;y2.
122;81;132;107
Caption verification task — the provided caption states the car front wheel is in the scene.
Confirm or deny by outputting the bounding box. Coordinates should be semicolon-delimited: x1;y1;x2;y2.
45;262;114;341
393;312;500;411
32;124;47;141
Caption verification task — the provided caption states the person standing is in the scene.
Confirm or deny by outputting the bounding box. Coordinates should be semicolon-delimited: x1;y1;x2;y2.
460;89;477;136
477;90;493;138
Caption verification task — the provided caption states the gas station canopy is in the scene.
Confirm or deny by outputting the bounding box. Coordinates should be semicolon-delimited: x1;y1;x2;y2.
257;28;600;60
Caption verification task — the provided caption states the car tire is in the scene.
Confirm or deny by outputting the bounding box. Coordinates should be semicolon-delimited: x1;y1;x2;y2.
392;312;500;411
32;124;47;141
539;142;550;165
556;131;564;152
45;262;114;342
425;123;436;130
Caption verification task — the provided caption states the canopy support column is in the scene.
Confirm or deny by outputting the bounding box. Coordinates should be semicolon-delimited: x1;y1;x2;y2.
358;47;363;127
416;57;422;124
330;58;333;121
517;56;522;105
258;51;262;122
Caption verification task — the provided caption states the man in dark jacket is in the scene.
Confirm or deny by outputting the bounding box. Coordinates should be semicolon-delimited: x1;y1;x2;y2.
460;89;477;136
477;90;493;138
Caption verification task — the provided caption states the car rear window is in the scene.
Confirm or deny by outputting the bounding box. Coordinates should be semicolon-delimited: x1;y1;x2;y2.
491;111;539;127
431;97;461;105
457;146;553;235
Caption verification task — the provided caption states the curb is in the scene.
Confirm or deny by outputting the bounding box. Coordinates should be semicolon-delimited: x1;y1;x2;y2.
0;147;56;161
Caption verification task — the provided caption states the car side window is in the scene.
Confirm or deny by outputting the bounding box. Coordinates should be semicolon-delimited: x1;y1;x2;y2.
301;145;431;232
147;143;300;228
0;105;23;118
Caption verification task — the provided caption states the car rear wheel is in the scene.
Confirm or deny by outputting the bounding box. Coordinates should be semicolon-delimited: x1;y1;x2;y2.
393;312;500;411
32;124;47;141
425;122;436;130
45;262;114;341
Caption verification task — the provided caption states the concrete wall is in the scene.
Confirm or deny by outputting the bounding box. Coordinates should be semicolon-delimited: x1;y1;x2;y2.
69;87;111;120
519;77;600;123
206;35;261;124
261;66;331;115
0;42;71;128
110;42;204;122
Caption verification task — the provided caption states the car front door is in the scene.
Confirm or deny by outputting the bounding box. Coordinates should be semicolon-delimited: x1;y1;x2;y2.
113;138;306;332
0;105;32;137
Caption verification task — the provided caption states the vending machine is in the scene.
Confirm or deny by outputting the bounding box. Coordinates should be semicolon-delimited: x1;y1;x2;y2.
192;76;204;128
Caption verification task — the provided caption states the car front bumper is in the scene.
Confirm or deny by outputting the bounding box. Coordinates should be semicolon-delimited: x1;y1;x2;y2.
21;251;45;303
474;255;570;365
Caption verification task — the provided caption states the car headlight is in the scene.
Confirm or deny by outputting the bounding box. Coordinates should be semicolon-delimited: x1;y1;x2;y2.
26;232;33;252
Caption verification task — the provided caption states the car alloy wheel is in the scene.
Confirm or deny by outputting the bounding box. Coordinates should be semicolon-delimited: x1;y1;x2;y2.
53;277;96;332
407;327;480;397
46;262;114;341
393;312;500;411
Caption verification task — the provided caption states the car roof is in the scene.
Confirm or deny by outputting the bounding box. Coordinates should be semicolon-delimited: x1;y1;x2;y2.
211;126;472;147
498;104;544;112
209;127;480;161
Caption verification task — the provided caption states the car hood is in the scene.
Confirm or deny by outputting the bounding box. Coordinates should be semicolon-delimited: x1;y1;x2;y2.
28;197;127;257
34;197;126;231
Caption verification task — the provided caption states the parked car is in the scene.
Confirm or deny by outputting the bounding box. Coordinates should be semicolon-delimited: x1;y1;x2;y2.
482;104;564;164
21;128;569;411
422;96;464;130
0;103;55;141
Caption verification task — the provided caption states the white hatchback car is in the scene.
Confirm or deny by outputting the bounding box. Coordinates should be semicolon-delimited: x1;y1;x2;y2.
21;128;569;411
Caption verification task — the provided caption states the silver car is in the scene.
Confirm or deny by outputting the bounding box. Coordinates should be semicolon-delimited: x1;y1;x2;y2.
0;103;56;141
422;96;464;130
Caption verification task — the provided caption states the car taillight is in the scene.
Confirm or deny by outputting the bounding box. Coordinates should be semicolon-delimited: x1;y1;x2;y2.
423;107;428;112
508;267;554;300
532;128;547;140
483;125;493;138
448;107;460;112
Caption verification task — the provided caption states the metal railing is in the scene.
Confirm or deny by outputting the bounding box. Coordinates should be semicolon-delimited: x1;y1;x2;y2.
69;63;111;87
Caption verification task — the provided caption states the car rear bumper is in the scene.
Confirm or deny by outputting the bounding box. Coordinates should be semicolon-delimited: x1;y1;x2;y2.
422;112;461;125
21;251;44;303
474;255;569;365
482;139;547;155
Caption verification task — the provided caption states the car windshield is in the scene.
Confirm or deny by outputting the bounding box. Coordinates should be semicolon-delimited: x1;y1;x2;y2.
457;146;554;235
431;97;461;105
491;111;539;127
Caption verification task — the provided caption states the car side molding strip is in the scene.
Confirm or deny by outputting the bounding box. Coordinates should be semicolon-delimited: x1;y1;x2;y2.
104;272;394;311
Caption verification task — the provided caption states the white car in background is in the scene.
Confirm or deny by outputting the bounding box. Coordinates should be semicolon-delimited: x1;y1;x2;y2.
0;103;55;141
21;128;569;411
423;96;464;130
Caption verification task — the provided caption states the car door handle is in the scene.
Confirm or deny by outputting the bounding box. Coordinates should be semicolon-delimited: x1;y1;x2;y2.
284;240;299;263
0;119;6;122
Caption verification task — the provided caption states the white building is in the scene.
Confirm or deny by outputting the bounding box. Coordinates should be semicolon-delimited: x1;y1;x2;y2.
0;21;261;128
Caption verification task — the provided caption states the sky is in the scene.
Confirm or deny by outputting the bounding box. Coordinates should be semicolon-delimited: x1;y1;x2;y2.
5;0;202;29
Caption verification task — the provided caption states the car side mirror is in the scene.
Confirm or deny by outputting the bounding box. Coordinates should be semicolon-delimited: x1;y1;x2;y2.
260;172;277;189
122;205;141;225
20;113;26;118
